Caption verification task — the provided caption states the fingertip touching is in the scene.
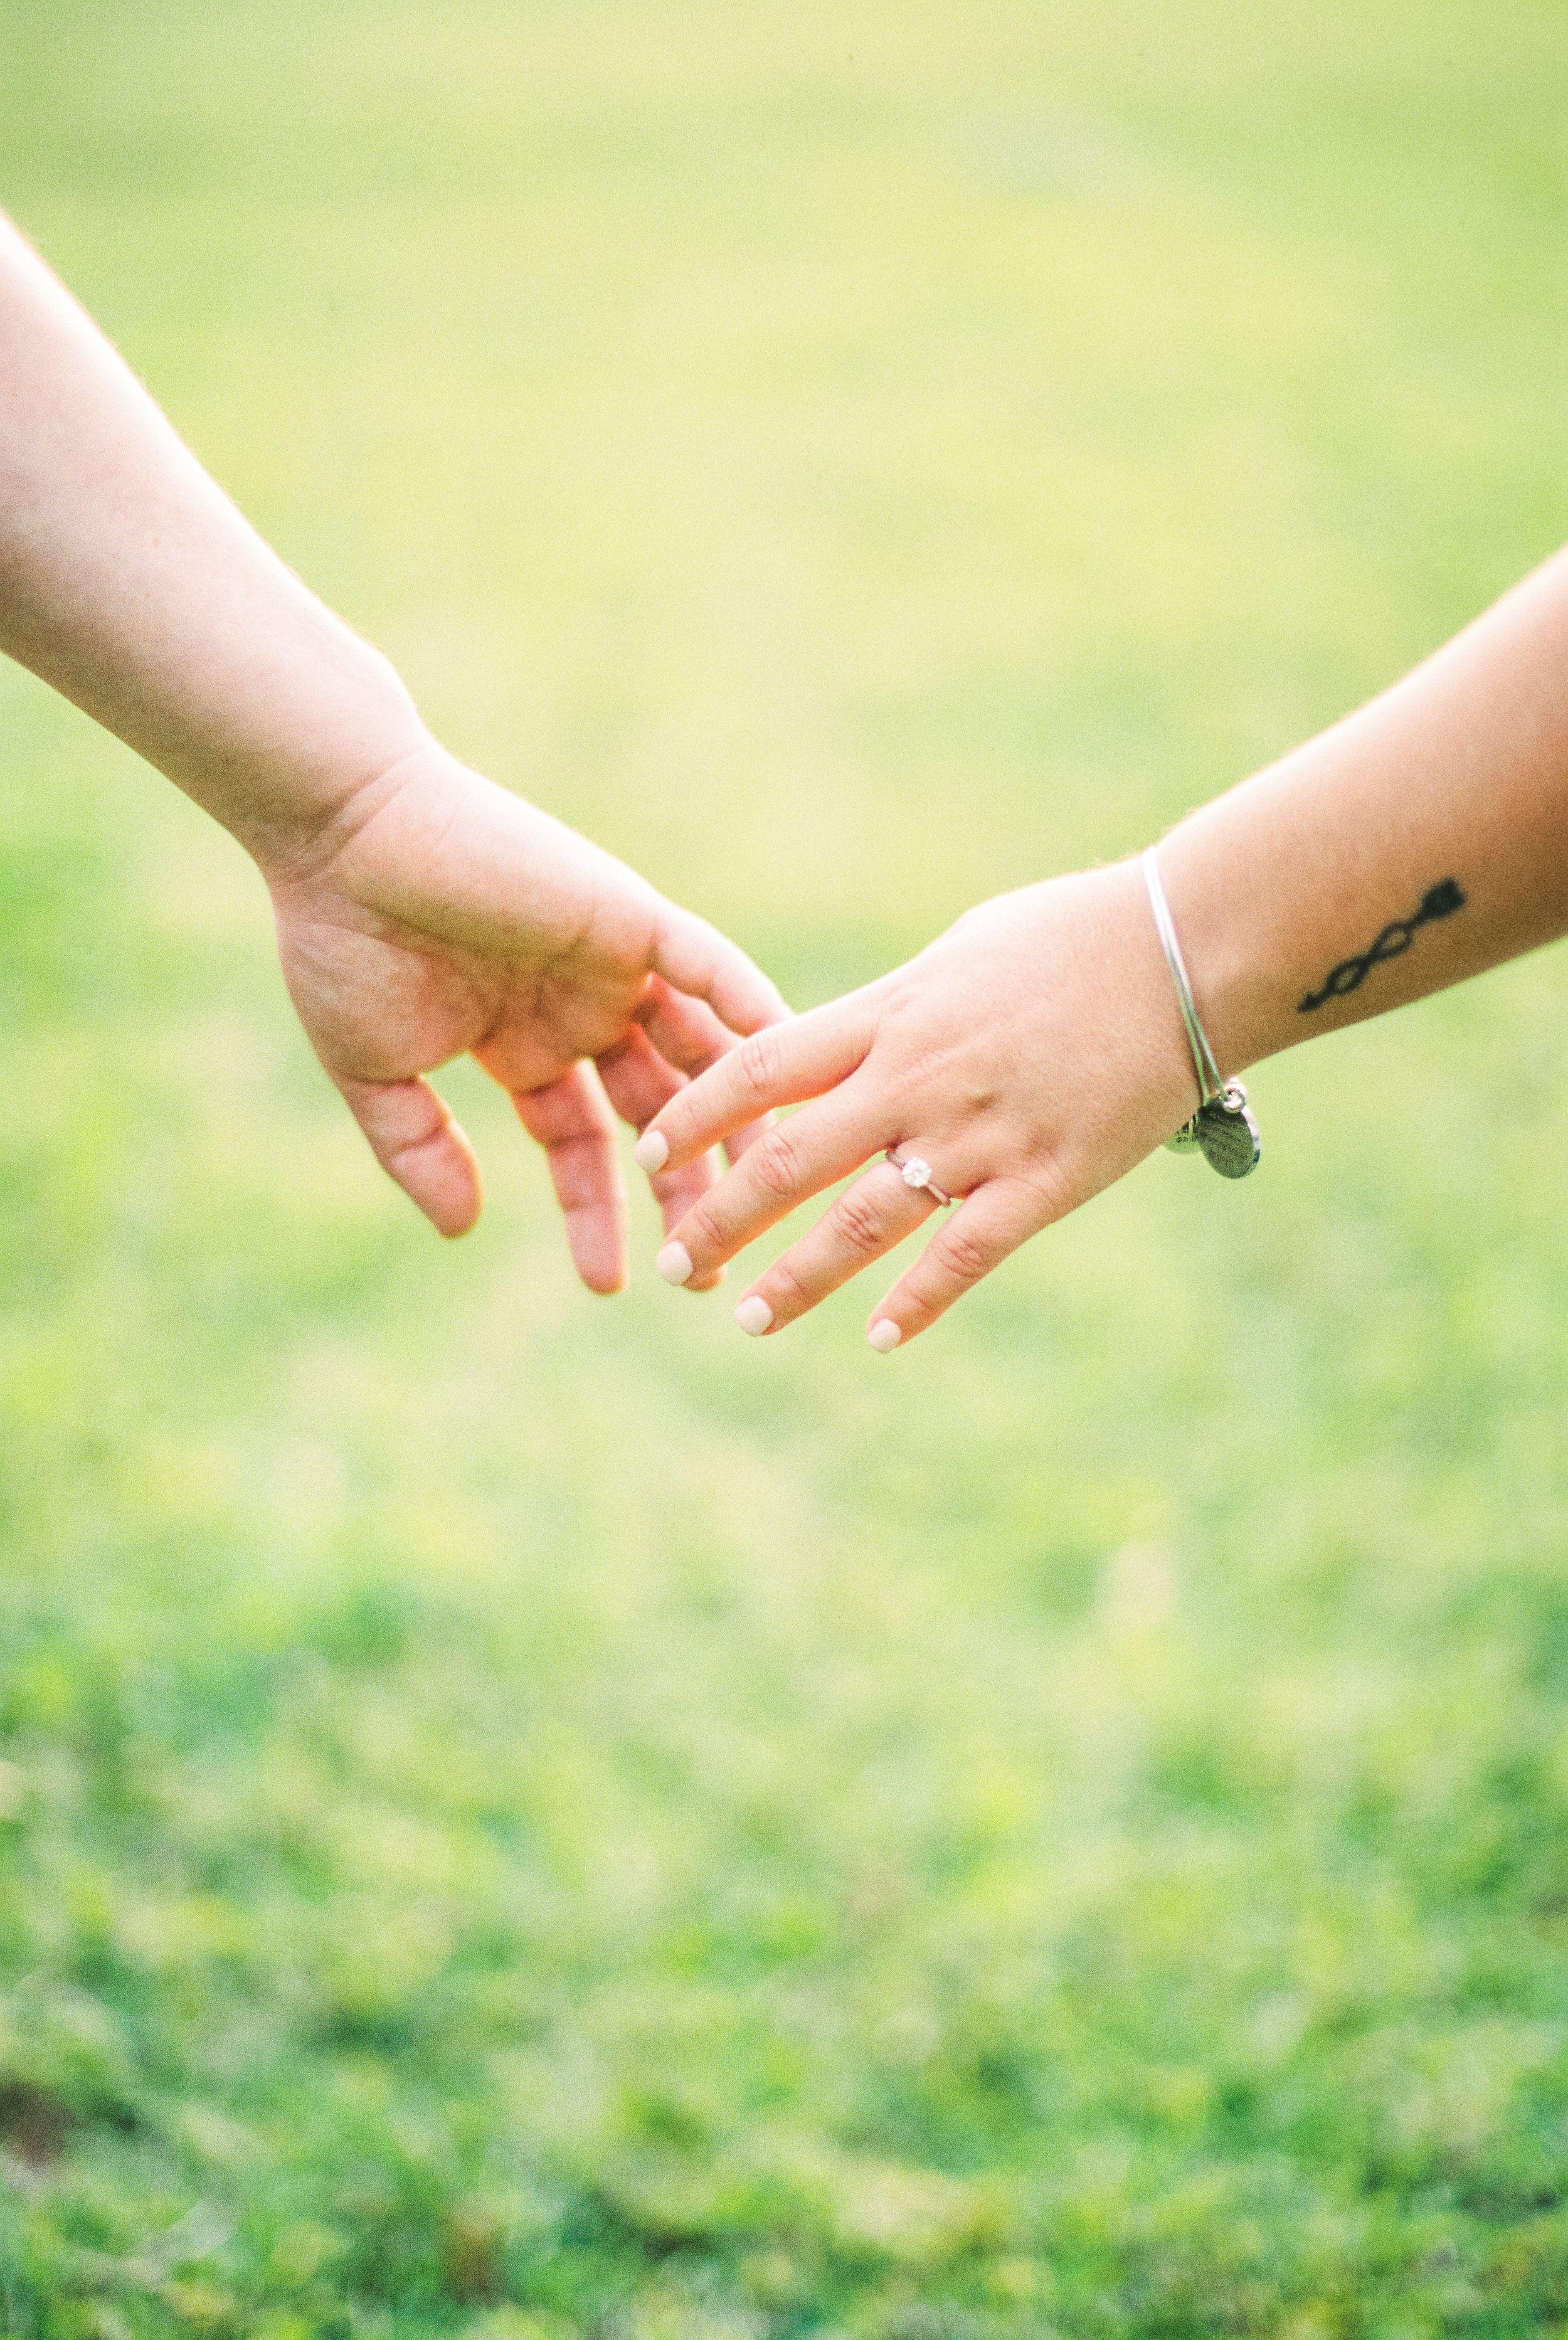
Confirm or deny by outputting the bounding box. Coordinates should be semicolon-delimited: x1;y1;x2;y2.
631;1017;829;1177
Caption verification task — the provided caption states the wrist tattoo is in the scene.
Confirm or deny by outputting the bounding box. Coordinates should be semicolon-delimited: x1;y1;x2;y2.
1298;877;1466;1014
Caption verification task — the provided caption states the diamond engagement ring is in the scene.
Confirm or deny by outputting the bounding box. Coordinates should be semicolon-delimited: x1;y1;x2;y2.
886;1149;954;1207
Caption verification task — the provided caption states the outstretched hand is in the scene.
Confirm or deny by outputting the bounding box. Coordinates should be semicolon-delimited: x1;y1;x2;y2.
267;739;786;1291
633;859;1202;1347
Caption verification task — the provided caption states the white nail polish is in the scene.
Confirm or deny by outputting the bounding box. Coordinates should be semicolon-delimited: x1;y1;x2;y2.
734;1295;773;1337
635;1130;670;1173
867;1320;901;1353
656;1241;694;1286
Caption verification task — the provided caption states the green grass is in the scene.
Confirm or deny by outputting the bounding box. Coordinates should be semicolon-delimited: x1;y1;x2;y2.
4;2;1568;2332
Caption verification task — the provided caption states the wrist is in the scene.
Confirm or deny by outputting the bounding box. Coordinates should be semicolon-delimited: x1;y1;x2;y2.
1098;856;1221;1135
1147;807;1285;1080
1002;860;1215;1157
186;632;433;886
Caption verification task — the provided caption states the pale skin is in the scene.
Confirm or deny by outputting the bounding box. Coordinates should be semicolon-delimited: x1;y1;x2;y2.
636;546;1568;1348
0;214;785;1291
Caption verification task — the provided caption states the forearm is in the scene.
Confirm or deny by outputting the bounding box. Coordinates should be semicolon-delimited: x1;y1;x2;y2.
1160;547;1568;1078
0;214;426;872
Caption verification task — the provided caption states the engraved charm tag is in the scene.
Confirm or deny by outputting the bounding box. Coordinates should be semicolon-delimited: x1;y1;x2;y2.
1194;1082;1259;1179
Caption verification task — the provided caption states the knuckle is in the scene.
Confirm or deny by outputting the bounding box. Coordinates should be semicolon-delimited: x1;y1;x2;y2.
681;1200;727;1257
746;1126;803;1204
829;1184;889;1257
1020;1154;1076;1224
735;1027;783;1102
931;1221;992;1285
890;1038;956;1095
763;1255;812;1318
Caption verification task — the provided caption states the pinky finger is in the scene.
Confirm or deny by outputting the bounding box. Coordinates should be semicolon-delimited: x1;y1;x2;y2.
866;1178;1047;1352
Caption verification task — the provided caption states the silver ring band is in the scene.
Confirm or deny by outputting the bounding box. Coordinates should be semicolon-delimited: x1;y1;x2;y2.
886;1148;953;1207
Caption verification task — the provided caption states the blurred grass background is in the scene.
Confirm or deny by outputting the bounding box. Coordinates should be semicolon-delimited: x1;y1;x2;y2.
4;3;1568;2334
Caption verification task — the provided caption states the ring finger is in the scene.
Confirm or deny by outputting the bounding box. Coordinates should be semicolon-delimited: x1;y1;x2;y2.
730;1152;954;1337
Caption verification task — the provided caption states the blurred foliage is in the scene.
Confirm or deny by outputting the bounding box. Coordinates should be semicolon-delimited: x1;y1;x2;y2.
4;0;1568;2332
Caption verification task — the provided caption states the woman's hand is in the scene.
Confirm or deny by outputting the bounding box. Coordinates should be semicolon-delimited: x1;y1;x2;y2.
632;859;1200;1348
268;738;785;1292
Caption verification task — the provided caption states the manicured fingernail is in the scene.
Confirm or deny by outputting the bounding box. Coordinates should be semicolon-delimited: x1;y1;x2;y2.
867;1320;901;1353
734;1295;773;1337
656;1241;694;1286
635;1130;669;1172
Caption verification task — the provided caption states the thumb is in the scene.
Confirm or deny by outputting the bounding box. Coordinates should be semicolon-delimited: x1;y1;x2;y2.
650;903;790;1038
335;1073;484;1237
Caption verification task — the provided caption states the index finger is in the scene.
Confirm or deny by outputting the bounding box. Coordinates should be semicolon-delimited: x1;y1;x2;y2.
632;973;773;1160
633;994;876;1175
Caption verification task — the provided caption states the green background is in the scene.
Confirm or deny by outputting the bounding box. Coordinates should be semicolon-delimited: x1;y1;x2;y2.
4;4;1568;2333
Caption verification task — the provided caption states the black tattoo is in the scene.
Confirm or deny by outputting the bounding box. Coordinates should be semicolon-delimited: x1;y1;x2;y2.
1298;877;1466;1013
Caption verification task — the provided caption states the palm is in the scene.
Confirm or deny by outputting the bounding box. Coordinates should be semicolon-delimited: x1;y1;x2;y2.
267;743;782;1286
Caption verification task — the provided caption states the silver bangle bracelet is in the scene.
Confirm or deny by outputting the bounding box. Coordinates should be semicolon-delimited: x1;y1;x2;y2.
1140;846;1260;1180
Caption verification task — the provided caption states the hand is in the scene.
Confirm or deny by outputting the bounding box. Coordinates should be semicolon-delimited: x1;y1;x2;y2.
265;738;787;1291
632;859;1201;1347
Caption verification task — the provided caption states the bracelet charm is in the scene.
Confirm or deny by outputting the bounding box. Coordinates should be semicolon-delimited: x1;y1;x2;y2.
1184;1081;1260;1178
